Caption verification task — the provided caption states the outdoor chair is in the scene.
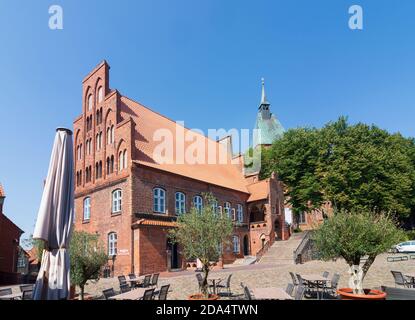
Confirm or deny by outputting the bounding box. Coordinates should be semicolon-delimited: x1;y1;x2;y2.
0;288;12;296
118;275;127;286
289;272;299;287
120;283;131;293
139;274;152;288
322;271;329;278
391;271;412;288
141;288;155;300
157;284;170;300
285;283;295;296
216;274;232;296
296;274;314;297
324;273;340;297
102;288;116;300
19;284;34;292
243;285;253;300
294;285;306;300
150;273;160;288
22;290;33;300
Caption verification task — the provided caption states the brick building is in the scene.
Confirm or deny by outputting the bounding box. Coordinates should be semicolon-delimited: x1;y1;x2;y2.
0;183;24;275
73;61;288;276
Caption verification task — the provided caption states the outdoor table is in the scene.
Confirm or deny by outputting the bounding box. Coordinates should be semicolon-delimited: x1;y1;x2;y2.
108;288;147;300
208;278;223;295
301;274;330;299
0;292;22;300
251;287;293;300
126;276;144;286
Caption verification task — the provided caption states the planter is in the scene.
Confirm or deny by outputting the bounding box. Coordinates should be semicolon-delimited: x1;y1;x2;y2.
188;293;219;300
337;288;386;300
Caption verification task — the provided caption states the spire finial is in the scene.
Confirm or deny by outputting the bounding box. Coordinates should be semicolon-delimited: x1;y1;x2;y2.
261;77;266;104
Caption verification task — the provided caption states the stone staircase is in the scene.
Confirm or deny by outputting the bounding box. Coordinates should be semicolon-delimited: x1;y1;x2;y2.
257;232;307;265
229;256;257;267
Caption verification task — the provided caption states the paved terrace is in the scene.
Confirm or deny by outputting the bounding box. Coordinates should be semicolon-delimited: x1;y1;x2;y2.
82;253;415;299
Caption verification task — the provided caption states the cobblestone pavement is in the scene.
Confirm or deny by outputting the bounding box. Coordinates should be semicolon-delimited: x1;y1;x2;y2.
81;253;415;300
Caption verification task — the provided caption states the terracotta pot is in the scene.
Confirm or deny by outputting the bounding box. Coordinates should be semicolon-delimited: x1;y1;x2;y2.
337;288;386;300
188;293;220;300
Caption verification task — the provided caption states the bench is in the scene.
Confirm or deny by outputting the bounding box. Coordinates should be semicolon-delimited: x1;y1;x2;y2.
381;286;415;300
387;256;409;262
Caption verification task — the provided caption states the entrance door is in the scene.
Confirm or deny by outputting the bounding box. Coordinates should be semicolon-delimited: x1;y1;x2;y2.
167;240;179;269
243;235;249;256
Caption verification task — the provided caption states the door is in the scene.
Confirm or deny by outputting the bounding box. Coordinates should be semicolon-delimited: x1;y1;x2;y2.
167;240;179;269
243;235;249;256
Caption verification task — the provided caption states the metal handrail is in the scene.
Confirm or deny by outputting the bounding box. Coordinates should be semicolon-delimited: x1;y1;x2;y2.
293;231;312;264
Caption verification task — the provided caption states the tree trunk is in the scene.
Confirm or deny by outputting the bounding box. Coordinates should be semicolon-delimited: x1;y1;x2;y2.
79;285;85;300
201;263;209;298
361;254;376;280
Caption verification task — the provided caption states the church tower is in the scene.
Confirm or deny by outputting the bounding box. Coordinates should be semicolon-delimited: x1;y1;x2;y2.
253;78;285;148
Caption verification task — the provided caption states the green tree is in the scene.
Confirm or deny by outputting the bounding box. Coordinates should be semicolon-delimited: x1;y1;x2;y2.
313;209;405;294
69;231;108;300
168;193;233;298
261;117;415;219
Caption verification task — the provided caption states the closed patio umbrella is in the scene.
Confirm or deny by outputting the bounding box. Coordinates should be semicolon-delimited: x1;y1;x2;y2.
33;128;74;300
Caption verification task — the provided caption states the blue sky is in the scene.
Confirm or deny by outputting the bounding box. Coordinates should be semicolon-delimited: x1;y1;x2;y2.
0;0;414;241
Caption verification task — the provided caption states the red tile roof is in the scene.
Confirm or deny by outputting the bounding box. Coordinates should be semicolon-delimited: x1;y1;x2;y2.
122;96;249;193
133;219;177;228
246;179;269;202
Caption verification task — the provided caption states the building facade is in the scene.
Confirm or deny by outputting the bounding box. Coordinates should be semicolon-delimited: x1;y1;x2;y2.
73;61;288;276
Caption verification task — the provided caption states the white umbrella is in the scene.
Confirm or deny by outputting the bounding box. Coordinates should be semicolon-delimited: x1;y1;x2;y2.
33;128;74;300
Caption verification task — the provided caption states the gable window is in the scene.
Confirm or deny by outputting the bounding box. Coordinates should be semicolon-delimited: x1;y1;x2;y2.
108;232;117;256
224;202;231;219
88;94;93;111
153;188;166;213
98;87;103;103
237;204;243;223
112;189;122;213
193;196;203;213
175;192;186;215
83;197;91;221
232;235;240;253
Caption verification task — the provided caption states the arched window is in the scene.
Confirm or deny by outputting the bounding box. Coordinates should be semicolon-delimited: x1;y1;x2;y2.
106;157;110;175
95;163;99;179
108;232;117;256
175;192;186;215
79;170;82;185
79;144;82;160
111;126;114;143
88;94;93;111
224;202;231;219
232;235;240;253
96;134;100;151
110;155;114;173
98;87;103;103
153;188;166;213
107;127;111;144
119;151;124;171
123;150;127;169
85;167;89;183
193;196;203;213
83;197;91;221
237;204;243;223
112;189;122;213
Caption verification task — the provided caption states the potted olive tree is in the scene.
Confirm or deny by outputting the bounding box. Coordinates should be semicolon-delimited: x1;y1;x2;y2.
169;193;233;300
70;231;108;300
313;209;405;300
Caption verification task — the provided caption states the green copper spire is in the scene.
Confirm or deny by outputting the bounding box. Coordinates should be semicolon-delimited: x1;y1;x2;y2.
253;78;285;147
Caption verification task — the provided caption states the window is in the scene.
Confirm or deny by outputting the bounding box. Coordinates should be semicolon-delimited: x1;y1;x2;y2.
83;197;91;221
112;189;122;213
233;235;240;253
98;87;103;103
96;132;102;151
88;94;93;111
237;204;243;223
211;200;218;215
224;202;231;219
107;127;111;144
119;149;127;170
298;212;306;224
17;256;26;268
153;188;166;213
108;232;117;256
111;126;114;143
175;192;186;215
193;196;203;213
123;150;127;169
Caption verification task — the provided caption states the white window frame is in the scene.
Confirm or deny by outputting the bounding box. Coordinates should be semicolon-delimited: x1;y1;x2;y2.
175;192;186;215
83;197;91;221
237;204;243;223
88;94;93;111
108;232;117;256
233;235;240;253
112;189;122;213
224;202;231;219
153;188;166;213
298;212;307;224
193;195;203;213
